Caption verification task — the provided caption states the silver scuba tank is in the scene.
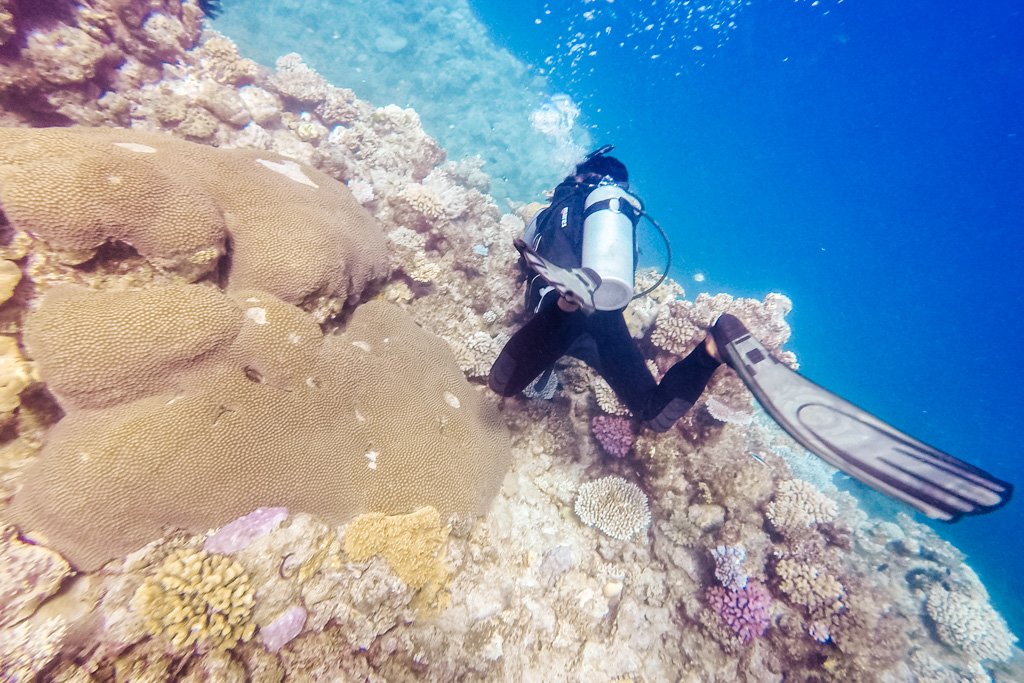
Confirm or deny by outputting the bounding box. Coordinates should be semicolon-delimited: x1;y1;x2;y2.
582;182;641;310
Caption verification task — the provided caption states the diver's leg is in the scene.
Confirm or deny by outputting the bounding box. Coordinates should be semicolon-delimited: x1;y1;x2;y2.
488;293;586;396
644;339;721;431
585;310;659;414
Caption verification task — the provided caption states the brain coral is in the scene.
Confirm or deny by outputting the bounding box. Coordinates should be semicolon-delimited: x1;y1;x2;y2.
0;126;388;316
10;286;511;570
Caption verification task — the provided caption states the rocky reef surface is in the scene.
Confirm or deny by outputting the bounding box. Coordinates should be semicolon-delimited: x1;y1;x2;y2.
0;1;1020;681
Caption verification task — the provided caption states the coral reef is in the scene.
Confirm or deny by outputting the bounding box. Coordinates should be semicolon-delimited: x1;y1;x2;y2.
927;584;1017;663
0;2;1018;681
765;478;839;534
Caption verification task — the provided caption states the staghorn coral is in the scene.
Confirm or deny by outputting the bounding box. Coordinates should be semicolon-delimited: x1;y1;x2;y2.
925;584;1016;663
0;126;389;318
11;290;511;570
574;476;651;541
765;479;838;534
132;548;256;651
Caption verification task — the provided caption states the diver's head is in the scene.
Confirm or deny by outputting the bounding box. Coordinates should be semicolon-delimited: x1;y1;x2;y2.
575;145;628;187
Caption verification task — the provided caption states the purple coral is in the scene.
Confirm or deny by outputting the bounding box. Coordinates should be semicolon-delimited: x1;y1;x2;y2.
706;582;772;644
591;415;634;458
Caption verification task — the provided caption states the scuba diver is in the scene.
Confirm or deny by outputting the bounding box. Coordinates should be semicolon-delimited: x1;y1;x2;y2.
489;146;1012;522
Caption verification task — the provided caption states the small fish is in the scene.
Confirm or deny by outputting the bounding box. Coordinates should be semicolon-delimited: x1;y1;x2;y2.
748;452;767;465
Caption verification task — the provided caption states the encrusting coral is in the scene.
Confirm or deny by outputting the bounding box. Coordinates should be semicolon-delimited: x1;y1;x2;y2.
11;290;511;570
343;506;450;607
132;548;256;651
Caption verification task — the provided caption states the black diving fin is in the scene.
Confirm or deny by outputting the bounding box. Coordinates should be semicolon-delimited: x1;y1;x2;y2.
514;238;601;314
711;314;1013;521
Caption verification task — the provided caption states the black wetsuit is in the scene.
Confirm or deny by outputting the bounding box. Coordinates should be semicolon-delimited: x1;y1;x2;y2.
489;178;721;431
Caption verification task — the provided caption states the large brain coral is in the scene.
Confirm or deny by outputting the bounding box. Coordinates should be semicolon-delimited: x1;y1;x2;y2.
0;126;388;319
10;287;511;570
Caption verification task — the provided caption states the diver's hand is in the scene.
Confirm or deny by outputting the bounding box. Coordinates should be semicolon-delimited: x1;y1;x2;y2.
557;295;580;312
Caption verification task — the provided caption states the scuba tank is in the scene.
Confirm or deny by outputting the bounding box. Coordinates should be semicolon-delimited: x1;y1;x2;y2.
581;181;642;311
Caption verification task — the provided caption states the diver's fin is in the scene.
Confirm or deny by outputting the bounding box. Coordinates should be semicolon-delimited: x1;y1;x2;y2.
711;314;1013;521
515;238;600;314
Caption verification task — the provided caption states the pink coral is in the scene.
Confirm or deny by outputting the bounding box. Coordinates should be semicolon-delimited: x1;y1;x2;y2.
204;507;289;555
260;605;307;653
706;582;772;644
591;415;634;458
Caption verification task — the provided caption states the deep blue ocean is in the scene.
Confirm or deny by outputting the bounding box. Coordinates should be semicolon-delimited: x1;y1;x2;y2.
469;0;1023;633
213;0;1023;636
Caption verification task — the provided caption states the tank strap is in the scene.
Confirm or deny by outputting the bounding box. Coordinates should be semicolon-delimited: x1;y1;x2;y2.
582;196;641;224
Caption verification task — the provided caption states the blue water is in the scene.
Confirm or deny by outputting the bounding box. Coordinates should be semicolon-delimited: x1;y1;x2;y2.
212;0;1023;636
470;0;1024;633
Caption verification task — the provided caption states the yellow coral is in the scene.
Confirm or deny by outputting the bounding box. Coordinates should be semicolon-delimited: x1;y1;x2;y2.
132;549;256;651
0;336;32;414
0;259;20;304
774;558;845;616
344;506;449;602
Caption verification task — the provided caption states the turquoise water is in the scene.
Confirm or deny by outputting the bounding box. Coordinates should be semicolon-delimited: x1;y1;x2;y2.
212;0;1023;635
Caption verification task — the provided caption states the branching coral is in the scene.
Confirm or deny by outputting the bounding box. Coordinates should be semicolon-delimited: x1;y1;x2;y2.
574;476;651;541
710;545;749;592
132;548;256;651
591;416;635;459
704;582;772;646
649;292;793;361
774;558;845;637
